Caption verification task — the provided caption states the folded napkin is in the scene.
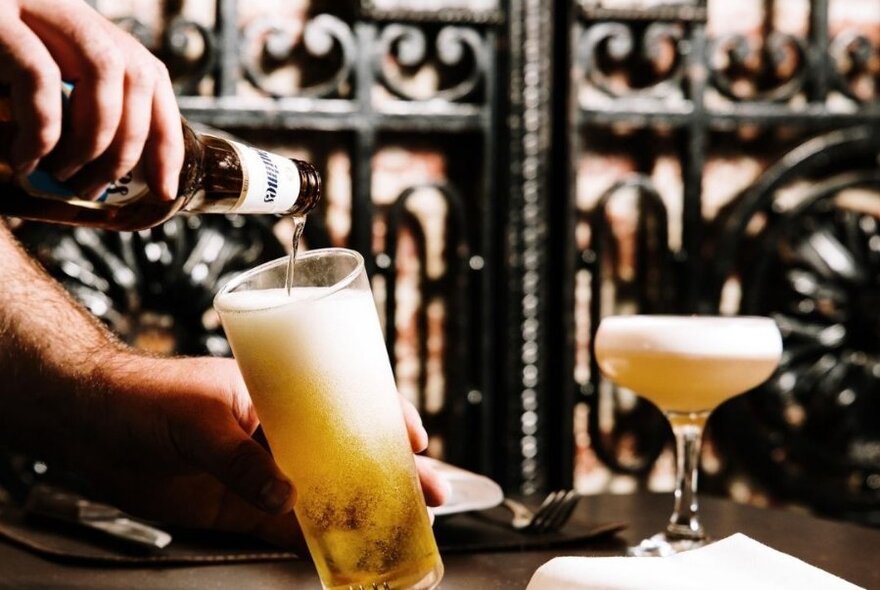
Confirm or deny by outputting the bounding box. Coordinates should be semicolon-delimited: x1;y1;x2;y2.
526;533;863;590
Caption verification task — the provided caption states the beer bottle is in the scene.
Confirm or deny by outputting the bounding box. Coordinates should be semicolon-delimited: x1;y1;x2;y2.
0;97;321;232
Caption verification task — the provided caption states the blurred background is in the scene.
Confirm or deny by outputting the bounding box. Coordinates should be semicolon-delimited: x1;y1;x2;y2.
14;0;880;527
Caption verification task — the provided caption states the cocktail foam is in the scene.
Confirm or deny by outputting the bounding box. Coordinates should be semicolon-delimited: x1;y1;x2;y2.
596;315;782;359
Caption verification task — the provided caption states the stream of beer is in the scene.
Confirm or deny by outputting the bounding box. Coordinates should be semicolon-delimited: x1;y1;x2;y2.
285;215;306;296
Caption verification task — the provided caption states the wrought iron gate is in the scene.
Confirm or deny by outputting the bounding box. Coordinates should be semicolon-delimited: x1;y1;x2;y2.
570;0;880;522
17;0;880;520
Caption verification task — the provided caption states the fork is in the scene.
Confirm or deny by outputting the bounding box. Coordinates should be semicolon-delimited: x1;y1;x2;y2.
502;489;581;533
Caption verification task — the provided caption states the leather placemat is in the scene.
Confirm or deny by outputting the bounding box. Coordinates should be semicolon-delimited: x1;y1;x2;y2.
0;502;626;567
0;504;299;565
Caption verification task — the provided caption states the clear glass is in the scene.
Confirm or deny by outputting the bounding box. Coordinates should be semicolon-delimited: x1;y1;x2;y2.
594;315;783;557
214;248;443;589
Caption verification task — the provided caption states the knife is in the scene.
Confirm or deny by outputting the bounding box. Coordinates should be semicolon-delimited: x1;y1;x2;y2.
24;484;172;550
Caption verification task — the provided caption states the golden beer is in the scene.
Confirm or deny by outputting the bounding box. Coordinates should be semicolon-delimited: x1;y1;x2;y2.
215;250;443;589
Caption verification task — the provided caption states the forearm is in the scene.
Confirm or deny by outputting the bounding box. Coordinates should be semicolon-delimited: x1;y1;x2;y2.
0;222;121;459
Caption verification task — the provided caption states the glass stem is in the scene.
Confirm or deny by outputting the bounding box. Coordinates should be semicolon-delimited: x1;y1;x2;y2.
665;418;706;541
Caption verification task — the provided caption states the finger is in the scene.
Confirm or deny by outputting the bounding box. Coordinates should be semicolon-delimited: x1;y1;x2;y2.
53;43;124;180
170;477;306;553
415;455;450;508
89;468;308;553
399;394;428;453
141;59;183;201
206;356;262;434
65;55;156;200
173;405;296;515
0;18;62;171
168;356;261;434
21;6;125;181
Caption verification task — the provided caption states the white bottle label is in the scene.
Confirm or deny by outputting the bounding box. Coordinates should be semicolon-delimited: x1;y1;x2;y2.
228;140;301;214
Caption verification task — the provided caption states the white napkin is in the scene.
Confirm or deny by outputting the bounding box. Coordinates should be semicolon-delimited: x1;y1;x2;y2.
525;533;863;590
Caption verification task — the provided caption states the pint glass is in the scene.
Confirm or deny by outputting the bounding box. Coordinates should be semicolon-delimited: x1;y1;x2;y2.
214;248;443;589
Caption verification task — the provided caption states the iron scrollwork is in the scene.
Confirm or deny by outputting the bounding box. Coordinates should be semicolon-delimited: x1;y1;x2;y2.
577;21;685;99
241;14;356;99
725;176;880;521
708;127;880;521
376;24;488;102
377;181;470;359
374;182;472;461
829;31;879;104
584;175;675;475
15;216;285;357
360;0;503;25
114;16;216;96
708;32;809;103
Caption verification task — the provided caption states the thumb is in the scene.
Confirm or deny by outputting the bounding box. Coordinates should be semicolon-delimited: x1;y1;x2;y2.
176;409;296;514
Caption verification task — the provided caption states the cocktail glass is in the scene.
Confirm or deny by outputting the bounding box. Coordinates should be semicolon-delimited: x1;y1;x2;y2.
594;315;782;557
214;248;443;589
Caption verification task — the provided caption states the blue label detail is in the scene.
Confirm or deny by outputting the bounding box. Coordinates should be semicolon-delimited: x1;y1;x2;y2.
23;170;114;202
25;170;78;198
28;170;76;197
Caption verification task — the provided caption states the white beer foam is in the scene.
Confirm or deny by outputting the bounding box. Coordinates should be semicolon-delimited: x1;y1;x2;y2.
216;286;337;312
597;315;783;358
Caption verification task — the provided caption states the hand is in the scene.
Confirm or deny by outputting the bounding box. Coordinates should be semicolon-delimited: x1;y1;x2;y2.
66;353;446;550
0;0;183;199
0;227;445;551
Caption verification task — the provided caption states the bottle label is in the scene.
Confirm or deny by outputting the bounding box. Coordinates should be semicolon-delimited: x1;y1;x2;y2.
228;140;301;214
18;167;149;208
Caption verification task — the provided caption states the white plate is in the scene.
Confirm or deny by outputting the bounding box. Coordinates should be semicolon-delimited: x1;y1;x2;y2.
425;457;504;517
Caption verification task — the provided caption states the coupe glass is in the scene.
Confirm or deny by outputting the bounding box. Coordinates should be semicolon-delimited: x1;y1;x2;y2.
594;315;782;556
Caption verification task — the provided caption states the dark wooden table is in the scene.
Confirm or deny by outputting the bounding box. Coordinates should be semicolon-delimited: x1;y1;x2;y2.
0;493;876;589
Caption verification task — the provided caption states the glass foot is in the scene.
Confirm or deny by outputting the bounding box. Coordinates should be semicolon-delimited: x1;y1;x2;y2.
627;532;709;557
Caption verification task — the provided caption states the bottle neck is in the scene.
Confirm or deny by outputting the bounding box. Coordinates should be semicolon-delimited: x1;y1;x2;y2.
176;123;206;210
184;133;321;216
290;159;321;215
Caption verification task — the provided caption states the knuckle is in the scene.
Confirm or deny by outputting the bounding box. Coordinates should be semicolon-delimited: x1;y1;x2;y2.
126;61;156;91
88;44;124;78
153;58;172;81
153;59;176;91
